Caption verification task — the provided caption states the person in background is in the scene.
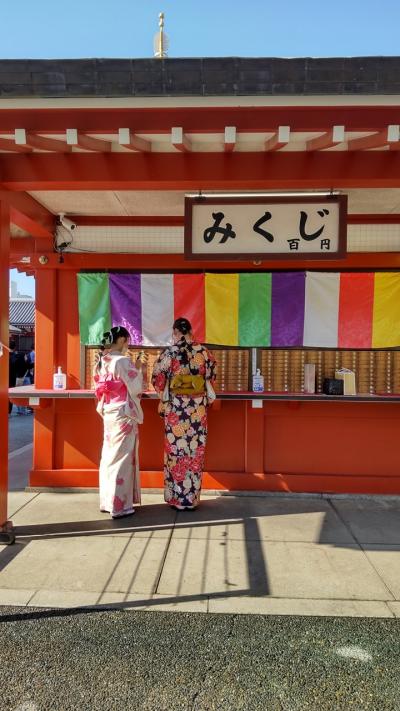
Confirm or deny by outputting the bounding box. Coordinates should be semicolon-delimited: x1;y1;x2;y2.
26;347;35;384
94;326;147;519
8;340;18;415
11;342;30;415
152;317;217;511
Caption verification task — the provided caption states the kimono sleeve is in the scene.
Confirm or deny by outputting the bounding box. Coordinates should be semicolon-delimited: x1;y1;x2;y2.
152;349;172;398
204;347;217;383
202;346;217;405
115;356;143;400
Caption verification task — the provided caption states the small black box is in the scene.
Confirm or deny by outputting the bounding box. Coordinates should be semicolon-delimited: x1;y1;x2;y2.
323;378;344;395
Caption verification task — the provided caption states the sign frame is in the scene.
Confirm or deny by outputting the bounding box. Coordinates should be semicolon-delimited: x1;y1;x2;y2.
184;194;348;261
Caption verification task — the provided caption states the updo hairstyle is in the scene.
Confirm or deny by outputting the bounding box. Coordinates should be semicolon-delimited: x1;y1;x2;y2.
173;317;192;337
173;317;194;365
99;325;130;351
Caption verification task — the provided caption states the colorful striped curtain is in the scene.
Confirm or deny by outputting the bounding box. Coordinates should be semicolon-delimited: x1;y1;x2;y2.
77;271;400;349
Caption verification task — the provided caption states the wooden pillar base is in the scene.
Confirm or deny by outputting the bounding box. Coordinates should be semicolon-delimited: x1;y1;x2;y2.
0;520;15;545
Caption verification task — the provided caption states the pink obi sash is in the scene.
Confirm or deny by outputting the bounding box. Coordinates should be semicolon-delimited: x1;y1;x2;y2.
94;374;127;404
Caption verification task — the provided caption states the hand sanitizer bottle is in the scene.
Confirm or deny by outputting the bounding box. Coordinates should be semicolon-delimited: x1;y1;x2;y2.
53;366;67;390
252;368;264;393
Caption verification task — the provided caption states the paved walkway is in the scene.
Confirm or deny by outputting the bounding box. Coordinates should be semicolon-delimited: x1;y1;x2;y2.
8;410;33;453
8;412;32;491
1;489;400;617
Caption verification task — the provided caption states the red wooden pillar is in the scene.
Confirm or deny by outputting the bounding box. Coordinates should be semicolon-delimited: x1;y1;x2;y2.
32;269;57;480
30;268;83;486
57;269;81;388
0;201;10;528
35;269;57;388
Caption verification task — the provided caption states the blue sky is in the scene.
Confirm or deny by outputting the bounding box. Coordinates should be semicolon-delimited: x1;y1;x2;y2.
10;270;35;298
7;0;399;296
1;0;399;59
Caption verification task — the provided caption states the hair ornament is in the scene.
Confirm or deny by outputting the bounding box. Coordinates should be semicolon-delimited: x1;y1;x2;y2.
102;331;113;346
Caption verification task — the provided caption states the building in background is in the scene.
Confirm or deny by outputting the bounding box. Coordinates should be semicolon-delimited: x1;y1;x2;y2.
5;55;400;496
10;278;34;301
9;298;35;352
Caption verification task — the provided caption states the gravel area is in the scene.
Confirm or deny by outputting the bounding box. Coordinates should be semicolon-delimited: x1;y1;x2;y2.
0;606;399;711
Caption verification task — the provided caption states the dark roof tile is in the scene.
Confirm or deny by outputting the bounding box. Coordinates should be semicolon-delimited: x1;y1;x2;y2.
9;299;35;326
0;57;399;97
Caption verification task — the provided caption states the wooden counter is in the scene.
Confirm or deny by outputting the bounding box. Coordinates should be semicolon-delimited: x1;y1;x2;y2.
9;385;400;404
9;386;400;495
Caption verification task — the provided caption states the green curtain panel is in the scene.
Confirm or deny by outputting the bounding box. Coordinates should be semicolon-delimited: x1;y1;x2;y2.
239;273;271;346
77;273;111;345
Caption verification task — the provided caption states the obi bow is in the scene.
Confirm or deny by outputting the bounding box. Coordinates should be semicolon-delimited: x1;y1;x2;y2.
95;376;126;403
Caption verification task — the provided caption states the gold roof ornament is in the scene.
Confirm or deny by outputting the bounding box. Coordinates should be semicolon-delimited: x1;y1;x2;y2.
153;12;169;58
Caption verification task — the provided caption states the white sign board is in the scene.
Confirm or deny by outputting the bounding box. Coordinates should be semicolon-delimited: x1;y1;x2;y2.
185;195;347;260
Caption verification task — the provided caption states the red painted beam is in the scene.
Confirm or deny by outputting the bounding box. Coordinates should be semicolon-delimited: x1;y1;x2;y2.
18;251;400;273
347;131;391;151
9;214;398;238
348;214;400;224
12;214;400;229
118;129;151;152
26;133;71;153
10;207;54;239
1;151;400;190
0;189;55;239
10;237;35;253
68;215;184;226
0;138;32;153
264;134;288;151
265;126;290;152
306;126;345;151
67;131;111;152
1;106;400;133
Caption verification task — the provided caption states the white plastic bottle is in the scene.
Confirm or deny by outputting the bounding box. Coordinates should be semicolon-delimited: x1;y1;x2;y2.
53;366;67;390
252;368;264;393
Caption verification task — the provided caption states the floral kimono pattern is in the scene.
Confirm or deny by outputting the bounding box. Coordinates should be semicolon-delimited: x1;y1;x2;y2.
94;353;144;516
152;341;217;509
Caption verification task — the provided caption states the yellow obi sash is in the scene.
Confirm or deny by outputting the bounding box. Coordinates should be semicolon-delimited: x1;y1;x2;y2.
170;374;205;396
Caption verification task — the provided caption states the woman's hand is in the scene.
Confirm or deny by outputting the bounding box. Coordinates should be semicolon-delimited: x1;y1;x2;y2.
135;350;148;373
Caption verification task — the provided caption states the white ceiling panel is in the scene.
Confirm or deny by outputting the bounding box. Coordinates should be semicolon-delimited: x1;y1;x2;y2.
29;191;128;215
10;224;31;238
116;191;184;214
347;189;400;213
27;188;400;217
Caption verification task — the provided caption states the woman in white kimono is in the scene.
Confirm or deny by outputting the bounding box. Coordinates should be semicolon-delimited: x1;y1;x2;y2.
94;326;146;519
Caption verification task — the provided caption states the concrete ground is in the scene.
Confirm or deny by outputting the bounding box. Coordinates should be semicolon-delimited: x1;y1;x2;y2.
4;416;400;616
8;411;32;491
8;409;33;453
1;488;400;618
